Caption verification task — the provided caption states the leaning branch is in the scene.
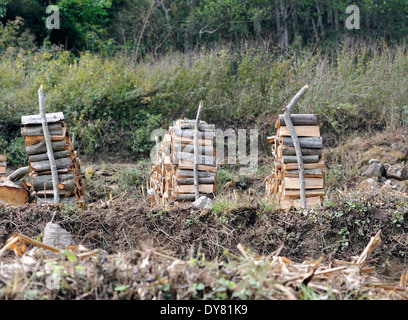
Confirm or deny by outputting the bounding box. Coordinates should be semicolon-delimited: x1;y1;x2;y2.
194;101;204;200
38;85;60;204
283;85;309;209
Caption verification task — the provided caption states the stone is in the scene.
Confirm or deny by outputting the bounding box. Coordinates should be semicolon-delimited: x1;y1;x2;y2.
386;164;408;181
191;196;213;209
43;222;74;252
369;159;380;164
362;162;385;179
357;178;382;191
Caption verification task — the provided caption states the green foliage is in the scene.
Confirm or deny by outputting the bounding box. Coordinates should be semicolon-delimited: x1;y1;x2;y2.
1;36;408;165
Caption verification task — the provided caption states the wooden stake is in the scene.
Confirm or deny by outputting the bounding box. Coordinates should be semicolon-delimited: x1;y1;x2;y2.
194;101;204;201
38;85;60;204
283;85;309;209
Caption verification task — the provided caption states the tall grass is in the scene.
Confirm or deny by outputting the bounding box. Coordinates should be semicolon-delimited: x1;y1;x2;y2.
0;41;407;165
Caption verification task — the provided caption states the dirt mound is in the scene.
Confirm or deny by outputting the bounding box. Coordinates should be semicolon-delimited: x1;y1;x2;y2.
1;187;407;283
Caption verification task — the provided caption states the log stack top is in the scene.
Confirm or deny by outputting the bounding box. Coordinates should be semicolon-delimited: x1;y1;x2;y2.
149;118;217;207
21;112;65;125
265;113;325;210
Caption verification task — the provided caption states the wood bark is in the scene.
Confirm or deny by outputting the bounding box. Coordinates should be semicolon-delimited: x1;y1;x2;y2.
173;144;214;155
25;139;67;156
283;155;319;163
283;85;309;209
279;114;318;126
31;173;74;190
21;112;64;125
6;166;29;182
21;123;63;136
175;151;215;165
281;146;321;156
29;150;71;162
177;170;216;178
175;193;214;201
30;155;72;172
170;127;215;139
177;177;215;185
282;136;322;149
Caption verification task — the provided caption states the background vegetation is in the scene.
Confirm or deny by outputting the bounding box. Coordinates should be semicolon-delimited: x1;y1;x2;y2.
0;0;407;166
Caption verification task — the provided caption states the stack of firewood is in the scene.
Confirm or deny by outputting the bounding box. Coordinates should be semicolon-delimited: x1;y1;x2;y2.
21;112;85;207
266;114;325;209
149;119;217;206
0;155;6;178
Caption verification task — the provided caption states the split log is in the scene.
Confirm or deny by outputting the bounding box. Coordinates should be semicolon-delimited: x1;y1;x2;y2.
177;177;215;185
0;155;6;162
0;180;29;205
29;150;71;162
24;128;67;147
179;123;215;130
279;114;318;126
173;144;214;155
172;135;213;146
279;125;320;137
177;170;216;178
175;184;215;194
285;168;323;178
283;155;319;164
31;173;74;190
178;160;217;171
175;193;214;201
170;127;215;140
284;159;325;170
37;196;76;205
283;188;325;198
25;139;67;156
281;146;322;156
0;162;6;167
30;157;72;172
280;196;321;210
283;177;324;189
21;123;63;136
175;151;215;166
282;136;322;149
21;112;65;125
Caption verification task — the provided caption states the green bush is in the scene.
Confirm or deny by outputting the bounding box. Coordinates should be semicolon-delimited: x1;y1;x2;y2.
1;37;408;166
